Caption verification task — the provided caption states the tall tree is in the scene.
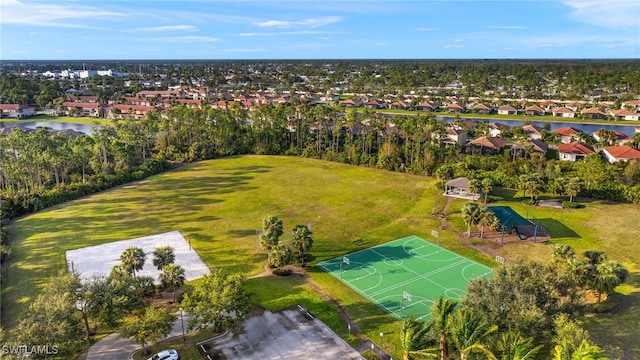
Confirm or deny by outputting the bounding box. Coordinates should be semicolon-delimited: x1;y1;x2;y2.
181;269;252;333
400;316;437;360
462;202;481;237
152;246;175;271
160;263;186;303
260;215;283;264
291;224;313;266
120;305;176;356
494;332;542;360
447;307;498;360
481;178;494;204
120;246;146;277
431;297;458;360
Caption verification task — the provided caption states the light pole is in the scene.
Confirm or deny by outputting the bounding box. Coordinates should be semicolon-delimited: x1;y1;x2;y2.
347;323;351;341
180;307;185;342
370;343;374;360
379;332;384;360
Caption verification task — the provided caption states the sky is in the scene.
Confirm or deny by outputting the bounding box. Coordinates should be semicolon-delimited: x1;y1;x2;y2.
0;0;639;60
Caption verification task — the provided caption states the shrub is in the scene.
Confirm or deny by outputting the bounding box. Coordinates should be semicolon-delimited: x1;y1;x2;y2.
562;201;583;209
272;268;292;276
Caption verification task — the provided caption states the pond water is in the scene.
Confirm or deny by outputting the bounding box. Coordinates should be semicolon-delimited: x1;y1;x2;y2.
438;116;639;137
1;121;98;135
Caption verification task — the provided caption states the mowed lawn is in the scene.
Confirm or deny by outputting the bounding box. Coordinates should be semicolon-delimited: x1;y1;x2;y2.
2;155;447;328
3;155;639;358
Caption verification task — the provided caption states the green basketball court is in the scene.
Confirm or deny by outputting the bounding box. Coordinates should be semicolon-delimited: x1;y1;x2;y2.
318;235;493;320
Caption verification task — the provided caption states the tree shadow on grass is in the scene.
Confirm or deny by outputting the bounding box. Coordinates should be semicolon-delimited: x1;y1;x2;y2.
536;218;580;238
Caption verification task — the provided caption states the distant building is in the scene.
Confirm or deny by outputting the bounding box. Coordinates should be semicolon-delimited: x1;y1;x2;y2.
0;104;36;118
558;143;595;161
602;145;640;163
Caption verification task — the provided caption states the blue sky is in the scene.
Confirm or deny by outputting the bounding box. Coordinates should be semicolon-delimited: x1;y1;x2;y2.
1;0;639;60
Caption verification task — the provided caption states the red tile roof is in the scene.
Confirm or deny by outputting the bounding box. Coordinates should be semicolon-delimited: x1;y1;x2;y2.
581;107;605;115
0;104;21;111
603;145;640;160
558;142;594;155
552;107;575;114
62;102;102;109
498;105;517;111
554;126;581;136
468;136;507;149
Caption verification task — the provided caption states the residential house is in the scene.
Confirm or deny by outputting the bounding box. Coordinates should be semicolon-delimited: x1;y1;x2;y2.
593;129;631;145
108;104;159;119
557;142;595;161
488;122;511;137
552;107;576;118
524;105;545;116
610;109;640;121
523;124;543;140
554;127;582;143
602;145;640;163
511;139;548;157
539;100;557;111
390;100;410;110
363;99;386;109
622;100;640;112
581;107;606;120
416;101;438;112
445;102;465;113
497;105;518;115
443;127;468;146
0;104;36;118
340;99;363;108
471;103;492;114
61;102;105;117
466;136;508;155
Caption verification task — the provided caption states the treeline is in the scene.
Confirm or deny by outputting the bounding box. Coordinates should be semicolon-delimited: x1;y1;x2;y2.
3;104;640;222
401;245;627;359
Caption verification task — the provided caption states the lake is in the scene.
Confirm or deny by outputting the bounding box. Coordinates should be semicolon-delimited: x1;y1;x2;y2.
1;121;98;135
437;116;639;137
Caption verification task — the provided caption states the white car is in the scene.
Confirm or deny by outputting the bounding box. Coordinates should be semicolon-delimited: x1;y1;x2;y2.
147;349;179;360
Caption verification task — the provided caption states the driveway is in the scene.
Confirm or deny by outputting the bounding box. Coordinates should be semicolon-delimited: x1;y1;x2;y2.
86;312;192;360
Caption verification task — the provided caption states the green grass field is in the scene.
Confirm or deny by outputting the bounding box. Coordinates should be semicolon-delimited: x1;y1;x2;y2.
3;155;640;358
319;236;493;320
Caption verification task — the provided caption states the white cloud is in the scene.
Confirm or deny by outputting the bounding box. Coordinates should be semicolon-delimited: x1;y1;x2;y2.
563;1;640;28
444;45;464;49
374;43;387;46
137;25;197;32
416;27;437;31
253;16;341;28
240;30;346;37
0;0;123;28
454;39;464;43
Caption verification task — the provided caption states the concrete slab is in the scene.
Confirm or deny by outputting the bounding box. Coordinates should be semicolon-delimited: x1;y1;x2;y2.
202;306;364;360
65;230;209;283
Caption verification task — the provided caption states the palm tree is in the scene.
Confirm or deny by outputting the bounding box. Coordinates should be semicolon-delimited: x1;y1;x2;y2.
468;179;482;201
291;225;313;266
152;246;175;271
565;178;581;203
592;260;628;305
478;207;499;240
260;215;283;264
481;178;494;204
447;307;498;360
400;317;438;360
494;332;542;360
120;247;146;277
462;202;481;237
270;244;292;269
431;297;458;360
552;339;608;360
551;245;576;266
160;263;186;303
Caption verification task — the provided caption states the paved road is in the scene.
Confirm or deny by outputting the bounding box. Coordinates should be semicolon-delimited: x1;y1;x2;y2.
86;312;192;360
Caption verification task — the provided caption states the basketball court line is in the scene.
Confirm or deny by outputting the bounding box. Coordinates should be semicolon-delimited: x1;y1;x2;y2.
318;235;493;320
